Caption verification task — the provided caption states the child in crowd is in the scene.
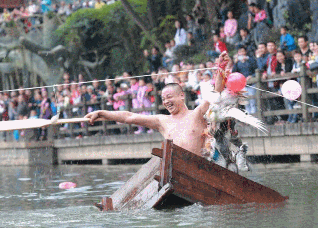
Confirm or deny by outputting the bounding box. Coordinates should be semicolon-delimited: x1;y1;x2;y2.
135;78;153;134
280;26;296;53
224;11;237;45
50;96;57;116
219;26;226;42
128;77;139;113
113;85;128;134
195;70;214;105
29;109;40;141
113;85;126;111
292;51;304;75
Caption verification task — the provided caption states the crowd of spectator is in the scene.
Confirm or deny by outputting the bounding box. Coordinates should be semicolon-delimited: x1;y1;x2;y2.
1;1;318;141
0;0;118;25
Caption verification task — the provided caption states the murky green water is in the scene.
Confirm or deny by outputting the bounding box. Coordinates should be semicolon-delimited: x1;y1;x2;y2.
0;162;317;228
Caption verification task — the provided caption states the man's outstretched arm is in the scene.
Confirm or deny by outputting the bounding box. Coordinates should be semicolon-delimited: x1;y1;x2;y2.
84;110;161;131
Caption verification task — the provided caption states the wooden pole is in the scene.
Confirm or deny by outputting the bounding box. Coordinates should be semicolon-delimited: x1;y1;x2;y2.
154;87;160;115
101;97;107;135
255;69;264;121
300;63;310;122
68;108;74;138
126;95;132;134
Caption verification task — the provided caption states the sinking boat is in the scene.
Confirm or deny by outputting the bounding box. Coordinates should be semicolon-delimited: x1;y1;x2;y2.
95;140;288;211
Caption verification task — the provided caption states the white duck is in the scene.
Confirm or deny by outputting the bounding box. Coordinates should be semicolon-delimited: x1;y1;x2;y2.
204;89;267;134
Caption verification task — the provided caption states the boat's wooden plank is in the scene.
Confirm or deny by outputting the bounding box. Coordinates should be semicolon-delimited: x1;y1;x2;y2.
94;197;114;211
154;175;160;182
171;144;287;204
121;180;164;210
152;148;163;158
143;183;174;209
110;156;161;210
171;170;244;205
160;140;173;187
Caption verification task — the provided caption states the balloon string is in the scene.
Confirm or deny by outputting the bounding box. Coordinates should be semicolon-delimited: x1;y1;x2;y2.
246;85;318;109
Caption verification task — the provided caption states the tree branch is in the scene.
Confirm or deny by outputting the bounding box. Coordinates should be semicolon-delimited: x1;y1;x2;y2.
120;0;165;53
78;53;107;69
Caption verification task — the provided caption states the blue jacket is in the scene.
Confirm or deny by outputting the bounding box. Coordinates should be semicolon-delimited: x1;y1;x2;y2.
232;56;257;77
280;33;297;51
256;54;269;71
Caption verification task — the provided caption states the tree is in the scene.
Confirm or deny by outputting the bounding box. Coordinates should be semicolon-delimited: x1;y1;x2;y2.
120;0;165;53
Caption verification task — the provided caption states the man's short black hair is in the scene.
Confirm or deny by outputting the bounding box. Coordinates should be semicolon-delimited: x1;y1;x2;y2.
240;28;249;34
267;40;276;45
237;45;247;51
249;3;256;7
258;42;267;47
298;35;308;42
276;49;286;56
163;83;183;94
281;26;288;31
255;3;262;9
153;46;160;52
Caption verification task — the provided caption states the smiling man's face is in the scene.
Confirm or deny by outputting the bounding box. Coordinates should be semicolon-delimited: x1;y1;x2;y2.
161;87;184;115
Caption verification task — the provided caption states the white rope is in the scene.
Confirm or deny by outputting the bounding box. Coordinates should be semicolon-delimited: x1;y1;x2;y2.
246;84;318;109
0;67;214;93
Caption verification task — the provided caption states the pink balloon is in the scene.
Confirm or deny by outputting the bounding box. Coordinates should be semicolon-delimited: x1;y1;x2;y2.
281;80;302;100
59;182;77;189
226;72;247;92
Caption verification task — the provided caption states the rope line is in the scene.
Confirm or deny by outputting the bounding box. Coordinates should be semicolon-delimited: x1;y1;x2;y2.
246;85;318;110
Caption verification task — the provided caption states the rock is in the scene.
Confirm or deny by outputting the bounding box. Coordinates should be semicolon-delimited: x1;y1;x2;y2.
309;0;318;41
272;0;310;29
272;0;288;28
287;0;311;30
238;11;249;30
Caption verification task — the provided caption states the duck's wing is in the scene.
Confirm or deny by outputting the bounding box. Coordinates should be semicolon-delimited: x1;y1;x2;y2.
225;108;268;134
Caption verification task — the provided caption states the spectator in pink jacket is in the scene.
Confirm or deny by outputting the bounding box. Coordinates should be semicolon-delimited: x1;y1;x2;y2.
224;11;237;45
113;86;126;111
134;78;153;134
254;4;267;23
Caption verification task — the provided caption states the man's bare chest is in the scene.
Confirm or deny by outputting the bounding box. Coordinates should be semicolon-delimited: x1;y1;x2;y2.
164;116;204;138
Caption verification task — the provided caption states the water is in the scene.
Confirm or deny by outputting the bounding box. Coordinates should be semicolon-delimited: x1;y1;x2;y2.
0;162;318;228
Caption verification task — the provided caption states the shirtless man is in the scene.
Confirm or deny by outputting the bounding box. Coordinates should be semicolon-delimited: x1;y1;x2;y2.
85;53;230;156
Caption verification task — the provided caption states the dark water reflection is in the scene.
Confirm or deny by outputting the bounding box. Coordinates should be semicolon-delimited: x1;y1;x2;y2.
0;163;318;227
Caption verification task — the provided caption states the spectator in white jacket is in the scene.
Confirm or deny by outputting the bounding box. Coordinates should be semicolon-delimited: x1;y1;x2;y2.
174;20;187;46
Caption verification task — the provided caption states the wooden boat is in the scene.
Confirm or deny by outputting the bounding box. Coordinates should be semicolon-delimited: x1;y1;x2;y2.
95;140;288;211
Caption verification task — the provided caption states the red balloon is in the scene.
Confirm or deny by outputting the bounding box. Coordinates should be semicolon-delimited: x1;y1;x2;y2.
226;72;246;92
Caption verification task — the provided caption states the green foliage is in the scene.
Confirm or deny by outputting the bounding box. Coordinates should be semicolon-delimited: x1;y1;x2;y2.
189;52;209;65
46;11;56;19
54;0;200;76
6;20;16;28
173;45;197;63
259;27;281;44
140;14;176;51
282;9;311;39
157;15;177;43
